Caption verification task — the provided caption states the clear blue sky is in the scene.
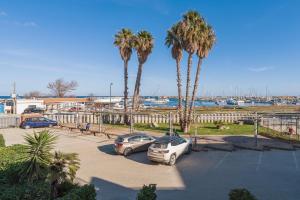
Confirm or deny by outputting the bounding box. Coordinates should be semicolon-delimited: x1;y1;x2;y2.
0;0;299;96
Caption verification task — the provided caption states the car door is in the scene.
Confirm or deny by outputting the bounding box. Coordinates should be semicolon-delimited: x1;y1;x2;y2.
140;136;154;151
177;137;188;156
128;136;142;152
29;118;39;128
170;138;181;156
37;117;47;127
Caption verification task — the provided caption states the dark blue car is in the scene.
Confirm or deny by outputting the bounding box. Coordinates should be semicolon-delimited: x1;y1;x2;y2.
20;117;58;129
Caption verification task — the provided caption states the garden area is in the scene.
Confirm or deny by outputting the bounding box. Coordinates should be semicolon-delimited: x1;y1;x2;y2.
110;122;257;135
0;131;96;200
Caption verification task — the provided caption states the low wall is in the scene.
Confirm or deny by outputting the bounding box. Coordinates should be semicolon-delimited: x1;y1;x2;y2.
0;115;20;129
44;112;253;125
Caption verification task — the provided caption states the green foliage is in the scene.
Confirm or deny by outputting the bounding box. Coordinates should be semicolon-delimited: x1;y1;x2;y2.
137;184;157;200
0;181;51;200
56;184;96;200
0;131;95;200
0;145;26;184
0;134;5;147
21;130;58;182
229;188;257;200
50;151;80;183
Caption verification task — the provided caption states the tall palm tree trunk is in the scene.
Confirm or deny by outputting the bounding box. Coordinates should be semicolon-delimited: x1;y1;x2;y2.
176;59;183;130
183;53;193;133
188;57;202;128
124;60;129;124
132;63;143;110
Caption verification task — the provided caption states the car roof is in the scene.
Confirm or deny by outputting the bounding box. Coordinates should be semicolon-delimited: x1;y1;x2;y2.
119;133;150;138
155;136;182;143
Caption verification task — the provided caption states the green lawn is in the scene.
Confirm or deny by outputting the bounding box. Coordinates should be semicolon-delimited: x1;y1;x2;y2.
107;123;257;135
259;126;300;143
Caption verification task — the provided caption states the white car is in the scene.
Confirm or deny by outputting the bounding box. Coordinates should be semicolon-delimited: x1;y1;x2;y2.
147;135;192;165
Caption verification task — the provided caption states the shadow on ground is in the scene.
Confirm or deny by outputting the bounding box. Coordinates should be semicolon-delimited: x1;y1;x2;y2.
97;144;118;156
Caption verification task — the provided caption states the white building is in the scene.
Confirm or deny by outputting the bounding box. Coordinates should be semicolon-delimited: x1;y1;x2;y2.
15;99;45;114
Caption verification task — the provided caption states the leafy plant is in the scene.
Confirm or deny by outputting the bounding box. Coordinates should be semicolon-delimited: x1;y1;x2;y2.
49;151;80;199
0;134;5;147
213;120;224;129
137;184;157;200
20;130;58;182
229;188;257;200
0;132;94;200
56;184;96;200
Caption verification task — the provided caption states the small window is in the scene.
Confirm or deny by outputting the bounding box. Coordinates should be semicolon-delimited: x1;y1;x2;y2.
128;136;141;142
141;136;152;141
171;139;179;146
39;117;47;121
31;118;38;122
177;137;186;144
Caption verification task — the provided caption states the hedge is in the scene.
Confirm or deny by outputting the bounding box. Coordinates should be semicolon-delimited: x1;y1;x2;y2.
0;144;96;200
0;134;5;147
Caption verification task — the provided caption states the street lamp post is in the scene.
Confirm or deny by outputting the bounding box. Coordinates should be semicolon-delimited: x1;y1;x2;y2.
109;82;113;111
109;82;113;124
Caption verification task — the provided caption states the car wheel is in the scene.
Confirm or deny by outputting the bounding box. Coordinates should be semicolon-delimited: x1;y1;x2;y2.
186;144;192;154
48;124;53;128
168;154;176;166
25;125;30;129
123;148;132;157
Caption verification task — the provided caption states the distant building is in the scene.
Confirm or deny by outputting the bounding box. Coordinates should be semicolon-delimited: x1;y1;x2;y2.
41;98;90;112
3;99;45;114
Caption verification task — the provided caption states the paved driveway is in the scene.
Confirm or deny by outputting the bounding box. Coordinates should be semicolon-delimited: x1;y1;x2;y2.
1;128;300;200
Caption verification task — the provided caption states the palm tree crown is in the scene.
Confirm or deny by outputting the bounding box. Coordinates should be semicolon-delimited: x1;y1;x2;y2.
133;31;154;64
114;28;134;62
165;23;183;61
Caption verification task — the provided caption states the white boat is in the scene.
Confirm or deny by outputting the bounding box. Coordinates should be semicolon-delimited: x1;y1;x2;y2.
94;97;123;103
237;100;245;106
143;97;169;104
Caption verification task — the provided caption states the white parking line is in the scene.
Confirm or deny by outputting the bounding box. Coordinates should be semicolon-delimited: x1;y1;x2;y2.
292;151;299;170
256;152;263;171
214;152;230;169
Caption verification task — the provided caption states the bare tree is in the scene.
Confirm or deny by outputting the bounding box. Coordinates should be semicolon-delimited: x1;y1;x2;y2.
47;79;78;97
24;91;42;99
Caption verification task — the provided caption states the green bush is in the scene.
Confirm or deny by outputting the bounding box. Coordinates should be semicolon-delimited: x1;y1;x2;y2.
137;184;157;200
229;188;257;200
56;184;96;200
0;144;96;200
0;181;51;200
0;134;5;147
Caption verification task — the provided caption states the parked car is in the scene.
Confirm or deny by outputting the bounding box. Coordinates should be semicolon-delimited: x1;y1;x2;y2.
147;135;192;165
23;107;45;114
20;117;58;129
114;133;156;156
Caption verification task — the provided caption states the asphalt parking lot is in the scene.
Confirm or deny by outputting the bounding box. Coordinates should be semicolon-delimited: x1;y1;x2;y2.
2;128;300;200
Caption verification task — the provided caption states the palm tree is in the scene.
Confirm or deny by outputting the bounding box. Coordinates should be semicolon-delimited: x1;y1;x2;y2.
188;24;216;126
49;151;80;199
132;31;154;110
21;130;58;182
165;23;184;129
180;11;203;133
114;28;134;124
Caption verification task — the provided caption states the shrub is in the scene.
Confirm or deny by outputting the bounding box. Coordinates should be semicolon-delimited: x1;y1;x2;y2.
56;184;96;200
137;184;157;200
229;188;257;200
0;134;5;147
0;181;51;200
0;143;96;200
